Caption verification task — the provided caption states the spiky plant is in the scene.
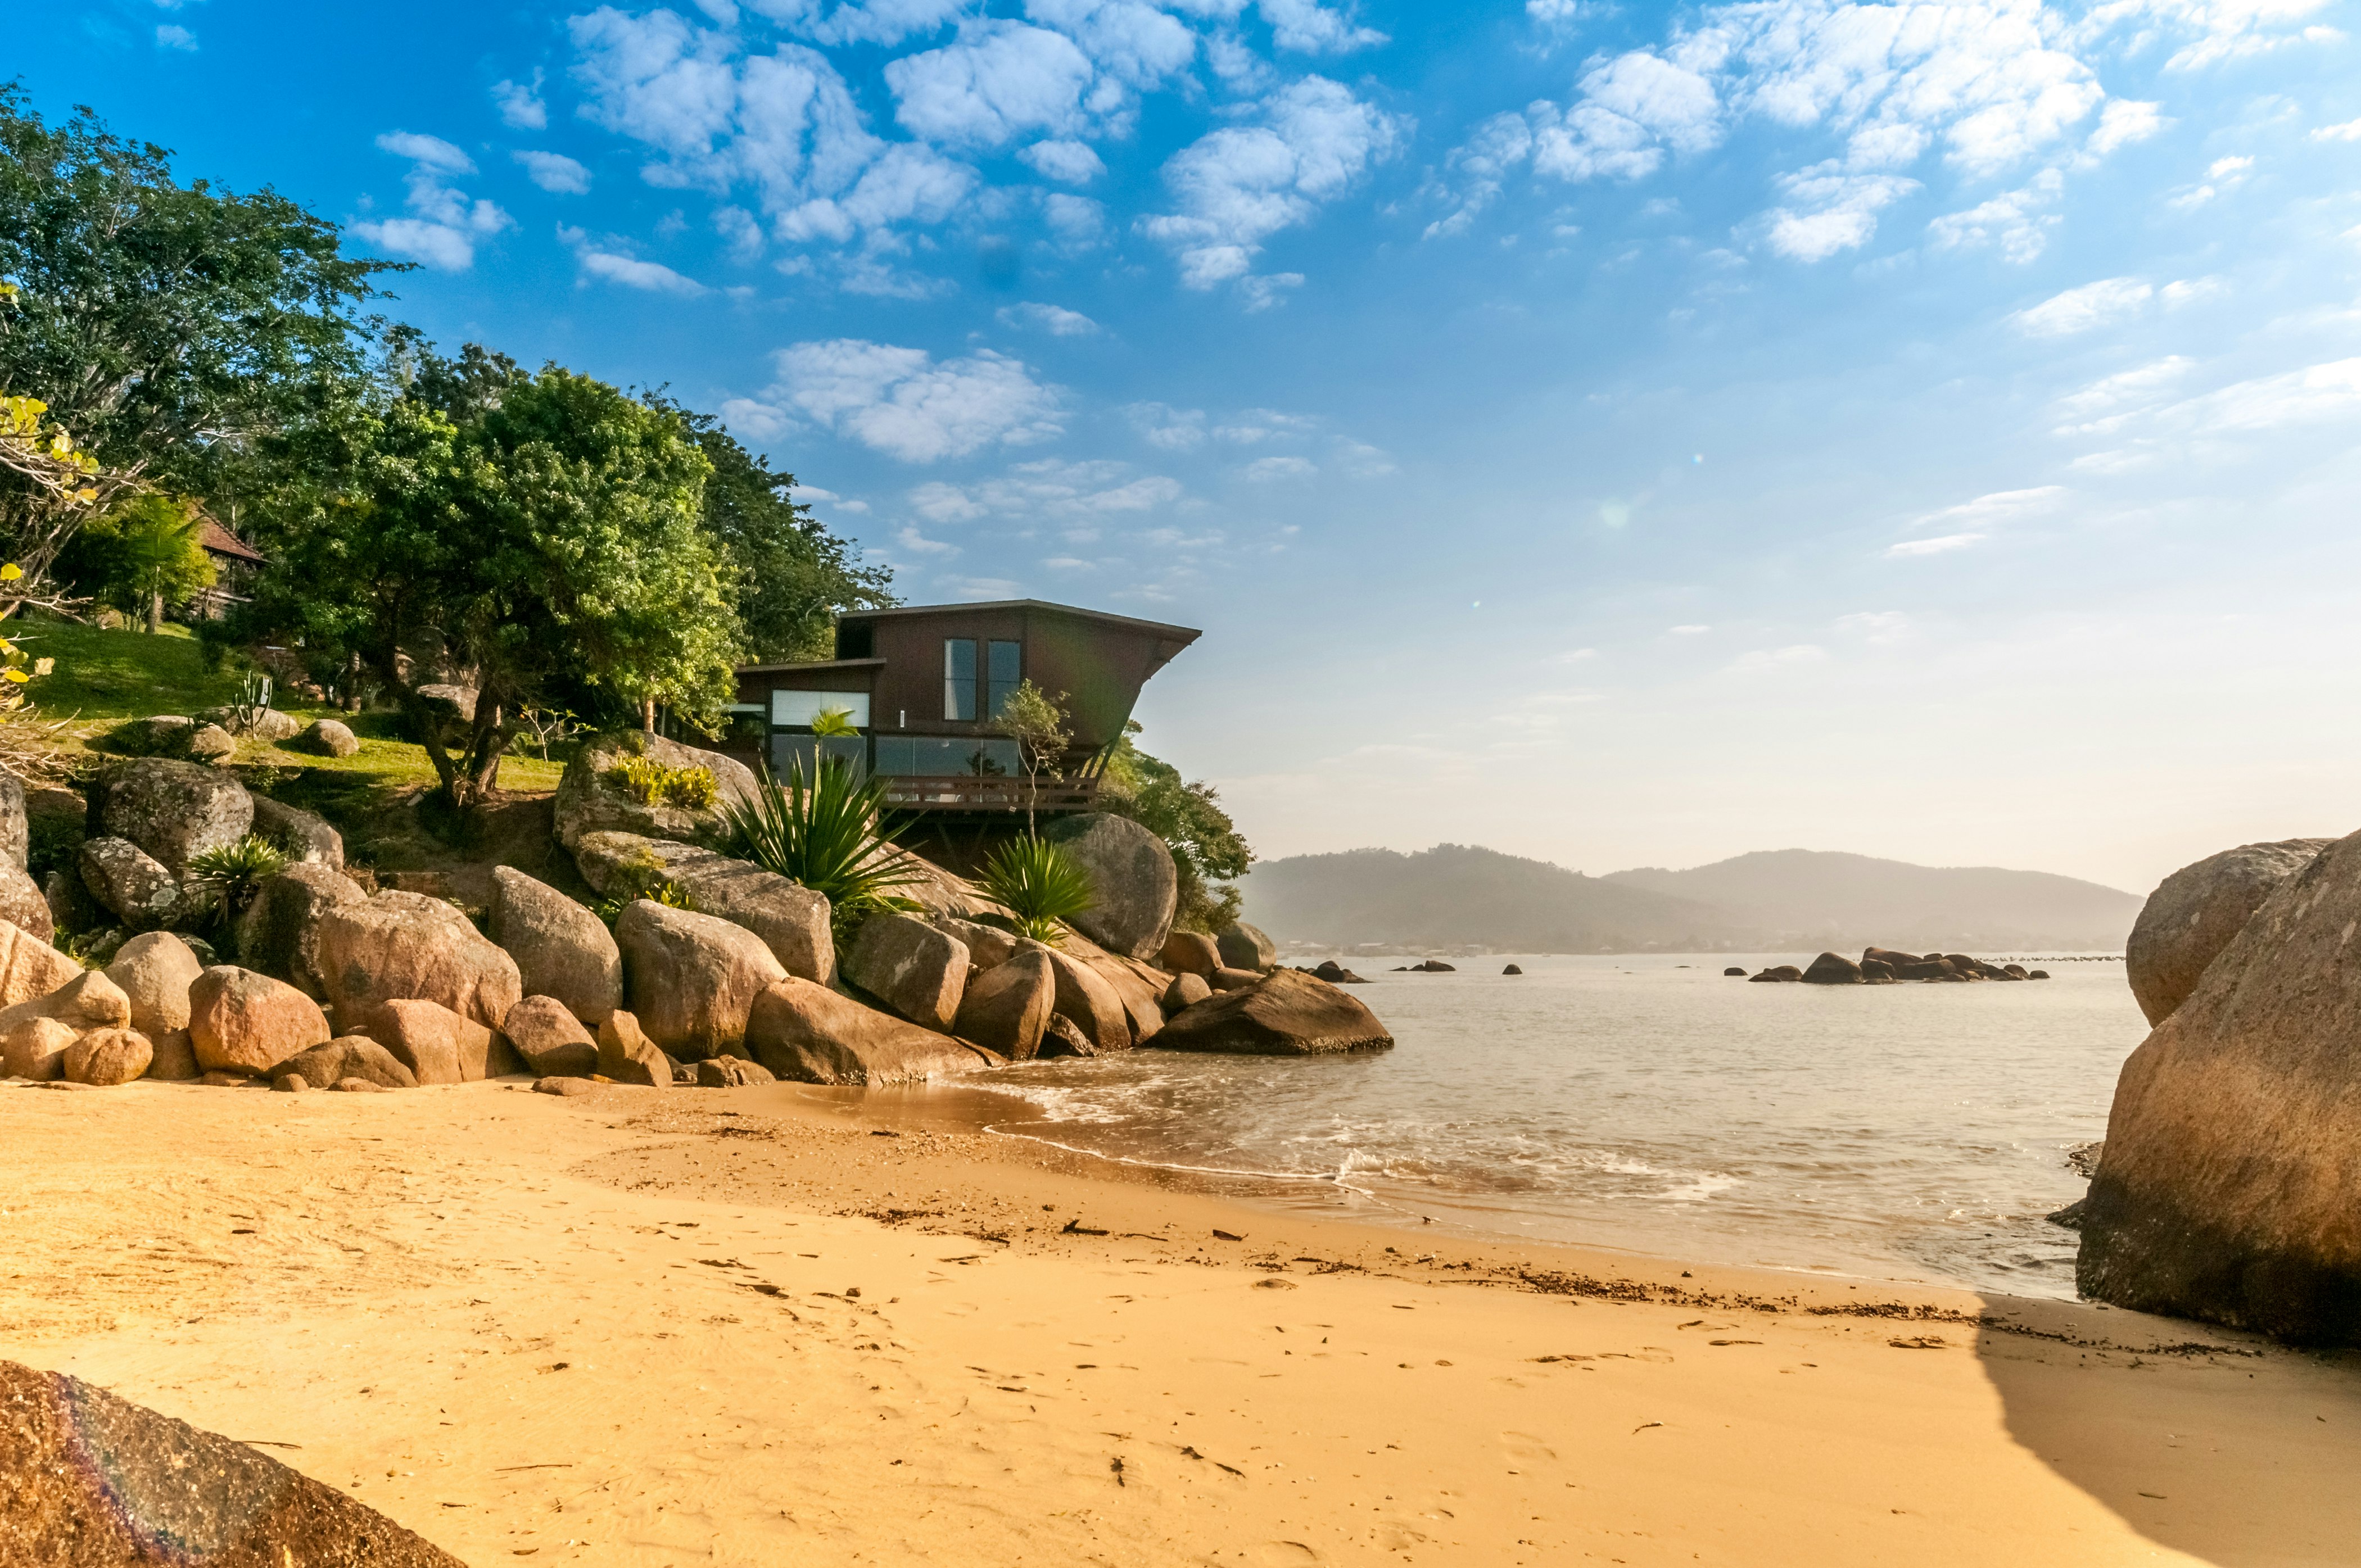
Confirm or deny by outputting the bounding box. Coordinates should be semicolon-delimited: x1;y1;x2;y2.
182;833;290;922
978;832;1095;945
721;759;924;942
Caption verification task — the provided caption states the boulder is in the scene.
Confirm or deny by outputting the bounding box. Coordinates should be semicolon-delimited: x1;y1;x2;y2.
0;969;130;1040
1042;946;1130;1054
196;706;301;742
1209;966;1263;993
106;930;203;1039
334;1077;390;1093
953;948;1056;1061
1163;972;1211;1012
236;863;365;999
696;1055;776;1087
145;1028;199;1080
571;831;832;985
2030;969;2051;980
533;1075;598;1097
594;1010;673;1088
111;714;195;757
187;724;237;764
1;1017;77;1080
553;732;758;851
369;998;509;1084
0;919;80;1008
1066;944;1169;1044
1215;919;1277;975
187;966;332;1076
250;796;343;869
314;890;522;1033
1154;968;1395;1057
1160;930;1220;978
2124;838;2337;1026
1749;966;1804;982
501;994;599;1078
1039;1013;1096;1058
1408;959;1457;973
62;1027;152;1087
1862;946;1925;969
1723;967;1747;976
302;717;360;758
0;863;50;943
42;869;97;938
489;867;623;1024
0;1357;467;1566
614;899;786;1059
271;1072;310;1093
933;913;1024;972
1801;951;1864;985
94;758;252;876
1500;963;1523;976
1894;958;1965;981
274;1035;418;1093
0;771;22;872
745;976;994;1086
2079;830;2361;1343
1039;812;1178;960
846;912;969;1033
78;836;182;931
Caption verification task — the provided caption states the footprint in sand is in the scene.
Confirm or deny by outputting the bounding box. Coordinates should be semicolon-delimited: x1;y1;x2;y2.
1499;1430;1559;1463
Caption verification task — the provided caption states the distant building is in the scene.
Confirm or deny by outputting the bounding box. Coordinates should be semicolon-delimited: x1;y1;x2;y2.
191;516;266;619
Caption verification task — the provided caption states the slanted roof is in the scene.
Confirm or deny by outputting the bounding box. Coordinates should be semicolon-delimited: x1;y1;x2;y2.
198;518;266;565
838;598;1201;642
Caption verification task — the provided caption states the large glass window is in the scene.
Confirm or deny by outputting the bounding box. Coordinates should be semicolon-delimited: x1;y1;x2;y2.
875;736;1023;777
944;638;978;720
987;639;1021;717
770;733;866;781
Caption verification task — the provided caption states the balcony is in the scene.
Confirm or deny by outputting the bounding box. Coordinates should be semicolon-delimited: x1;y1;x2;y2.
876;773;1101;813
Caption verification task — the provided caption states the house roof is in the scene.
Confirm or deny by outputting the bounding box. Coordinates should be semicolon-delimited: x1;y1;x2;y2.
198;518;266;565
735;656;887;676
838;598;1201;642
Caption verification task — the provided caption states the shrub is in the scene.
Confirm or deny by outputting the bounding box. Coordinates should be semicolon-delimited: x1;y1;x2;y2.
978;833;1095;945
182;833;289;922
607;756;718;809
721;758;922;945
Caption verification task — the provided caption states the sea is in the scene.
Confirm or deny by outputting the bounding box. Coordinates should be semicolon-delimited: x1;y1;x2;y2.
961;954;2145;1300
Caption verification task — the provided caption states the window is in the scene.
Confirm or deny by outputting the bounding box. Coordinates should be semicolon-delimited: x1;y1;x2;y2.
875;736;1021;777
944;638;978;720
987;640;1021;717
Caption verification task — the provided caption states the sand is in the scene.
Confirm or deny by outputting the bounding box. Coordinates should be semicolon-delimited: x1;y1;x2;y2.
1;1077;2356;1567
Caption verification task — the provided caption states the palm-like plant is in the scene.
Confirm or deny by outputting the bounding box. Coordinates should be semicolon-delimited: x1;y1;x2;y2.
182;833;289;922
809;706;859;737
721;759;925;939
978;832;1095;945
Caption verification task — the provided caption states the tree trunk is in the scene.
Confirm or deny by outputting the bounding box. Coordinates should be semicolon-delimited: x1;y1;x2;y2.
641;697;656;735
464;700;507;805
146;590;162;636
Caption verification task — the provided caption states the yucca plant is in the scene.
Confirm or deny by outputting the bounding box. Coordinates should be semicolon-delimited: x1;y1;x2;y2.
978;832;1095;945
182;833;290;923
721;759;925;940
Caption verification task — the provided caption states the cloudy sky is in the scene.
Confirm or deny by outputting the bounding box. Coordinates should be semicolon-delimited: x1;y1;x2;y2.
28;0;2361;892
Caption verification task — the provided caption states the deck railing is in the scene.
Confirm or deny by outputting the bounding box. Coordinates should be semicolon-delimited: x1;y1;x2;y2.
875;774;1101;812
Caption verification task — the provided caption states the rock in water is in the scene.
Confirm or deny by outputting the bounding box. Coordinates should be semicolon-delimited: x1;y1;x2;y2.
845;912;969;1034
1749;966;1803;982
489;867;622;1025
93;758;253;876
314;891;522;1034
2125;837;2336;1026
614;900;786;1059
2080;830;2361;1343
187;966;331;1077
553;732;758;851
1038;1013;1096;1058
1500;963;1523;976
106;930;203;1040
1801;951;1864;985
953;948;1056;1061
1155;969;1394;1057
236;864;365;999
0;1357;465;1565
745;976;995;1086
1042;948;1130;1054
502;995;599;1078
1215;920;1277;975
1041;813;1178;960
1723;967;1747;976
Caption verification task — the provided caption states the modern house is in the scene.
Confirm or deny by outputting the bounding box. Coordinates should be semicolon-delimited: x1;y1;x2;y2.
729;599;1201;816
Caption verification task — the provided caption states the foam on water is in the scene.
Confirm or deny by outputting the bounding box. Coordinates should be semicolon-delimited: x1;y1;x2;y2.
971;954;2142;1297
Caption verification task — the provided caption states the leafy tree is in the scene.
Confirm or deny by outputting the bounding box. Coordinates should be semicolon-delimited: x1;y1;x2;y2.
993;678;1071;833
59;492;215;632
1098;728;1254;932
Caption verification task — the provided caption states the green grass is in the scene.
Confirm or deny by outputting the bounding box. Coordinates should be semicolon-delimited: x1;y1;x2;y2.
9;619;246;722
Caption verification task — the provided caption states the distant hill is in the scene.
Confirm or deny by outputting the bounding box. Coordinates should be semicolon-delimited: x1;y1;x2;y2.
1239;844;2141;954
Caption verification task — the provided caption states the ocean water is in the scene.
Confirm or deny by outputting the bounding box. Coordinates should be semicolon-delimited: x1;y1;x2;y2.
970;954;2147;1299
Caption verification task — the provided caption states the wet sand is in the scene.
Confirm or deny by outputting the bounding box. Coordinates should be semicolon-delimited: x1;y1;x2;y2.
2;1077;2355;1566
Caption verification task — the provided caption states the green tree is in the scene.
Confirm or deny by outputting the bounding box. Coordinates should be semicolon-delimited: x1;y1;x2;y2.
1098;728;1254;932
993;678;1071;833
59;492;216;632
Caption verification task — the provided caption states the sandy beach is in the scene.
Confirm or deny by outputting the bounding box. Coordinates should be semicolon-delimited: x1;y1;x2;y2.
3;1077;2355;1567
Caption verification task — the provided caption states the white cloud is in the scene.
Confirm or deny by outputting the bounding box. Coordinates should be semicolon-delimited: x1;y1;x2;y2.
377;132;474;173
155;23;196;49
715;204;766;257
1423;110;1534;239
997;301;1101;335
1667;623;1711;635
1243;455;1317;480
1258;0;1387;53
745;0;968;48
1026;0;1197;85
493;71;549;130
2313;117;2361;142
514;150;594;194
1926;168;2062;263
721;397;795;441
2087;98;2166;155
885;21;1097;148
2165;357;2361;433
1124;401;1206;449
1884;533;1984;558
753;339;1065;461
1552;646;1598;663
2052;355;2194;427
1762;165;1918;261
2074;0;2342;72
582;250;708;294
1911;486;2066;529
353;133;512;270
1043;192;1106;243
1019;138;1106;184
2010;277;2153;336
907;459;1184;522
1728;644;1829;672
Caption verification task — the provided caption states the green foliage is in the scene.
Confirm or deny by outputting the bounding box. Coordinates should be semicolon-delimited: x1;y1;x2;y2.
590;876;698;927
606;756;718;809
978;833;1096;946
182;833;288;921
721;759;924;942
993;678;1071;832
1098;730;1254;933
56;493;216;626
809;705;858;738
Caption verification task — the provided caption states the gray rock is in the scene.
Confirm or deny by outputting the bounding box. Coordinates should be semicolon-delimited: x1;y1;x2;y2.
106;930;203;1038
1801;951;1864;985
111;714;195;757
78;836;183;931
501;994;599;1078
1163;972;1212;1012
953;948;1055;1060
94;758;254;876
845;912;969;1033
271;1035;420;1093
42;868;97;937
188;723;237;764
695;1054;776;1087
614;899;786;1059
0;863;51;943
594;1010;673;1087
931;913;1024;972
2125;837;2336;1026
314;890;522;1034
571;830;832;986
1155;968;1395;1057
553;732;758;852
1216;919;1277;975
489;867;622;1024
197;706;301;742
413;683;477;724
301;717;360;757
0;771;22;872
250;796;343;869
236;863;365;999
744;976;993;1086
1038;1013;1096;1058
1040;812;1178;961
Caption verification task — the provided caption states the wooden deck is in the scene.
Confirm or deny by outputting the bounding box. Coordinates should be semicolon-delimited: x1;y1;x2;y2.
876;774;1101;813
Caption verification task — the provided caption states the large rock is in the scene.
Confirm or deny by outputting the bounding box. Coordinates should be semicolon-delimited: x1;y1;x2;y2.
501;995;598;1077
79;836;182;931
250;796;344;869
0;969;130;1037
553;732;758;851
0;771;23;872
302;717;360;757
1071;945;1168;1045
845;912;968;1033
368;998;507;1084
1160;930;1220;977
1164;972;1211;1011
571;831;832;985
2125;838;2336;1026
0;863;51;942
187;966;332;1076
614;900;785;1059
0;919;81;1008
745;976;994;1086
43;869;97;939
1039;812;1178;960
94;758;253;876
953;948;1055;1060
1042;947;1130;1054
314;890;522;1033
110;714;195;758
933;914;1023;972
236;864;365;999
0;1357;467;1566
0;1017;77;1081
2078;830;2361;1343
696;1055;776;1087
187;723;237;764
489;867;622;1024
1039;1013;1096;1058
1155;968;1395;1057
1801;951;1864;985
594;1010;673;1088
106;930;203;1038
145;1028;200;1080
62;1026;152;1086
273;1035;418;1093
1216;919;1277;975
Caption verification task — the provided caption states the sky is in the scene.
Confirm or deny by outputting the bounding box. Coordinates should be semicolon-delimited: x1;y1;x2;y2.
17;0;2361;894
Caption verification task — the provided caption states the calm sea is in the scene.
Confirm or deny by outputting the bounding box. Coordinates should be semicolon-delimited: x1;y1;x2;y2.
969;954;2146;1299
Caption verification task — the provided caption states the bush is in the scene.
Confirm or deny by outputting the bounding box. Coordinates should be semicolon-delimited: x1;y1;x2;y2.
721;759;922;946
606;756;718;809
182;833;288;924
978;833;1095;945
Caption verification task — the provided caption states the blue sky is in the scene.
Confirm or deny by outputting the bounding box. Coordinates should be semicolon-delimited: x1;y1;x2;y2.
21;0;2361;891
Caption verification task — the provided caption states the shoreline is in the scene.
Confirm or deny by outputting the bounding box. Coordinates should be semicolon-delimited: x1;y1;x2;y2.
3;1078;2356;1565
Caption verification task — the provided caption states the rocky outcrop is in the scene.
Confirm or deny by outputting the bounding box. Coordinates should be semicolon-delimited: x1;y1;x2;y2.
1042;947;1130;1054
953;948;1055;1060
845;913;968;1033
614;900;785;1059
61;1027;152;1086
1039;1013;1095;1058
250;796;343;869
1216;919;1277;975
745;976;994;1086
571;831;833;985
1160;930;1220;977
1748;966;1803;982
236;864;365;999
0;863;51;942
1155;969;1394;1056
554;732;758;851
106;930;202;1039
93;758;253;876
933;913;1023;972
111;714;196;757
1801;951;1864;985
1209;966;1262;991
1041;812;1177;960
595;1010;674;1088
1163;972;1211;1011
489;867;622;1024
79;836;182;931
315;890;522;1033
187;966;331;1076
301;717;360;757
2079;830;2361;1343
2124;838;2335;1026
696;1055;776;1087
369;998;509;1084
0;919;81;1008
274;1036;418;1093
501;995;599;1078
